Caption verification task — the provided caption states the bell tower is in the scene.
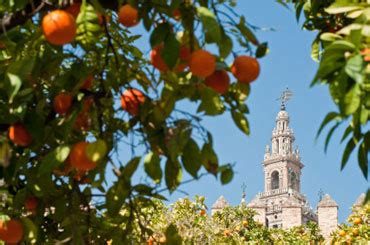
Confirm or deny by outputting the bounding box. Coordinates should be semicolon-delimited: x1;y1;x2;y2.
263;95;303;194
248;89;317;229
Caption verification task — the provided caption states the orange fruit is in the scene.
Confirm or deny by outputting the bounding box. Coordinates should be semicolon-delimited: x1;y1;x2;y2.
121;89;146;116
204;70;230;94
353;217;362;225
8;123;32;147
150;44;169;72
69;142;96;171
42;10;77;45
53;92;73;115
118;4;139;27
65;3;81;18
159;236;166;243
0;219;24;243
231;56;260;83
199;209;206;216
189;50;216;78
339;230;346;237
242;220;248;227
223;229;231;237
80;75;94;90
353;228;359;236
173;9;181;21
25;196;38;212
360;48;370;62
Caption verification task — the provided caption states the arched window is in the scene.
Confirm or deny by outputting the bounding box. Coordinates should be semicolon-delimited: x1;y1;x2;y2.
289;171;297;190
271;171;279;190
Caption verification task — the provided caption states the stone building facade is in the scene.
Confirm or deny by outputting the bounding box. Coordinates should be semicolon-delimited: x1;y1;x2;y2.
211;102;364;240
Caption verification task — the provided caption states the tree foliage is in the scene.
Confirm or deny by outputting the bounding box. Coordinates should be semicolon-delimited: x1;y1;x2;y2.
280;0;370;186
0;0;268;243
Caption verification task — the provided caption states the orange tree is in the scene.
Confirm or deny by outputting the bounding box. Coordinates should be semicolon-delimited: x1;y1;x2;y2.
0;0;268;243
280;0;370;198
112;196;324;244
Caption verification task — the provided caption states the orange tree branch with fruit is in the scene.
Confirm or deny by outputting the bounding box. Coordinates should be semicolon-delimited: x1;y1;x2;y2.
279;0;370;199
0;0;267;243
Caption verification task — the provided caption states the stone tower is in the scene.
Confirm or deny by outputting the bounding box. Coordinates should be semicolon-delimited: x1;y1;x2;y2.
317;194;338;240
248;94;317;228
211;195;229;215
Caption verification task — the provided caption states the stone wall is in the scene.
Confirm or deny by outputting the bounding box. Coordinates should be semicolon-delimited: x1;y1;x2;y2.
282;206;302;229
318;206;338;240
251;207;266;226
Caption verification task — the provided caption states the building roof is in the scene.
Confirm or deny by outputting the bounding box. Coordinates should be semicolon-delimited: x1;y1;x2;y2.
247;196;266;208
353;193;365;207
318;194;338;207
212;195;229;209
282;198;302;208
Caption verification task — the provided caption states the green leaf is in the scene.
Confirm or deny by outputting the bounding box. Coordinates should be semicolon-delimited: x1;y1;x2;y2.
6;73;22;103
341;125;353;143
181;139;202;178
325;4;363;14
150;22;171;48
201;143;218;175
197;88;225;115
316;112;340;139
220;165;233;185
162;33;180;70
358;141;368;179
341;138;356;170
20;217;38;244
231;111;250;135
324;123;339;153
197;6;221;43
122;157;141;179
311;38;320;62
219;33;233;58
345;54;364;84
106;180;130;217
76;3;101;47
341;83;361;116
38;146;71;176
86;139;108;162
237;16;259;46
165;159;182;192
165;224;182;244
144;152;162;184
256;42;269;58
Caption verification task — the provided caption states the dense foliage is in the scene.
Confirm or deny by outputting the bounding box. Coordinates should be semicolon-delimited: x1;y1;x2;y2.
0;0;269;243
280;0;370;197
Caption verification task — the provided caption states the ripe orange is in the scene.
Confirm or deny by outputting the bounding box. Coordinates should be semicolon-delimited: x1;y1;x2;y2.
353;217;362;225
121;89;146;116
360;48;370;62
204;70;230;94
173;9;181;21
65;3;81;18
199;209;206;216
151;44;169;72
42;10;77;45
25;196;38;212
159;236;167;243
223;229;231;237
53;92;73;115
231;56;260;83
189;50;216;78
0;219;24;243
339;230;346;237
242;220;248;227
69;142;97;171
118;4;139;27
80;75;94;90
8;123;32;147
353;228;359;236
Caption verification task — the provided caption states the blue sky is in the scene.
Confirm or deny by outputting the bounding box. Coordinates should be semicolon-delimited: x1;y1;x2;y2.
111;0;369;223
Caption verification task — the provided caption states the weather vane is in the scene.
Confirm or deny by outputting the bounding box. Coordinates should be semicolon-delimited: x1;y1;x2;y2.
276;87;293;110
